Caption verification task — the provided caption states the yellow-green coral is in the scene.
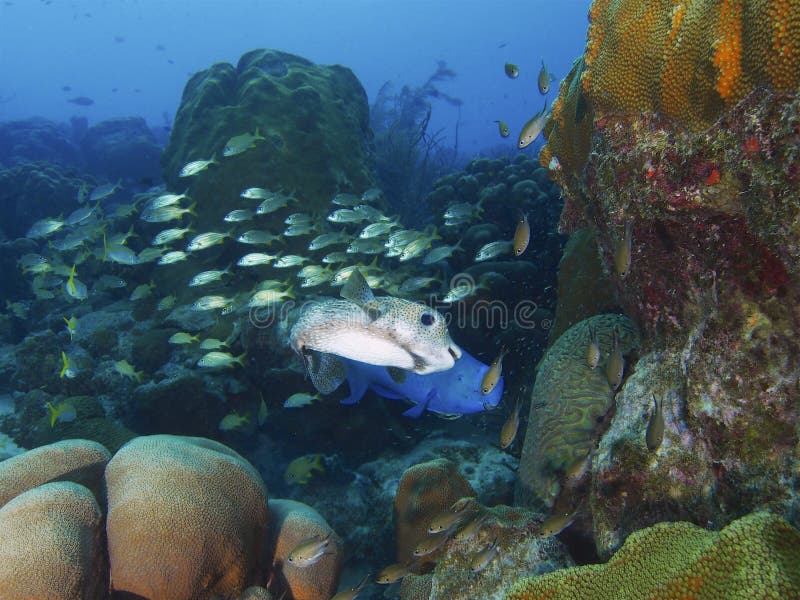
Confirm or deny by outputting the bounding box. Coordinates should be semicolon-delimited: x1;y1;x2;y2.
516;314;640;510
505;512;800;600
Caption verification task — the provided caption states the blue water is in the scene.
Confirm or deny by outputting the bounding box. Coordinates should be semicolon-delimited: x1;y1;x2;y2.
0;0;590;157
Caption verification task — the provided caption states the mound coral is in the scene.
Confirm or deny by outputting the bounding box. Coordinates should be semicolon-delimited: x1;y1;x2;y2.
505;511;800;599
516;314;640;511
394;457;476;566
268;499;343;600
0;481;106;600
105;435;269;599
0;438;110;509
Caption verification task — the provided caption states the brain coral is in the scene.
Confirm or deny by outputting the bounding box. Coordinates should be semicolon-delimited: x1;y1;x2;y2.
0;481;106;600
505;511;800;599
516;314;640;510
105;435;269;600
394;458;476;567
268;498;343;600
0;438;110;509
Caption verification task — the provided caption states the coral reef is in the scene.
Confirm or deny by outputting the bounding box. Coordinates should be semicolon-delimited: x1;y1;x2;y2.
268;499;343;600
582;0;800;131
161;48;374;220
0;481;106;600
516;314;641;512
0;117;83;169
80;117;162;181
548;228;619;341
0;435;355;600
105;435;269;599
398;499;575;600
505;511;800;599
0;162;86;239
539;87;800;557
394;457;476;567
0;438;110;508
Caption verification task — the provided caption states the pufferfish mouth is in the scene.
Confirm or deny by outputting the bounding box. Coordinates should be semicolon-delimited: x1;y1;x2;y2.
448;346;461;361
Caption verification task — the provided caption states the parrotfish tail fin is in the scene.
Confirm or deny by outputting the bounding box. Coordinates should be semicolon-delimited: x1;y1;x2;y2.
341;373;368;405
403;389;438;418
306;350;346;395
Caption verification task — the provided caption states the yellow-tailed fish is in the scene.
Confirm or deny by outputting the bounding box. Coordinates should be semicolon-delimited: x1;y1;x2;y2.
157;250;188;265
192;295;234;311
537;60;555;94
539;510;576;537
46;401;76;427
188;266;231;287
218;412;249;431
586;323;600;369
222;128;265;157
26;217;64;239
470;539;500;573
474;240;512;262
186;231;230;252
375;563;409;584
248;287;294;308
499;398;521;450
146;192;188;211
518;100;548;149
114;359;144;383
65;265;88;301
287;531;334;567
646;394;665;452
168;332;199;345
130;282;155;301
196;351;246;369
283;392;320;408
284;453;325;485
606;327;624;390
152;226;193;246
59;351;77;379
331;573;370;600
494;120;510;137
198;338;228;351
615;221;633;278
63;316;79;340
513;212;530;256
504;62;519;78
257;396;269;426
482;347;507;395
140;202;197;223
178;158;217;177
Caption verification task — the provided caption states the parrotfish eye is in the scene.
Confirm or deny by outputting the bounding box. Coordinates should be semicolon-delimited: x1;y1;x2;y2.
420;312;435;326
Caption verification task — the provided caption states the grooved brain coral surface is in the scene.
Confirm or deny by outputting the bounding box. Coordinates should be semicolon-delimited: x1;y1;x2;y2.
582;0;800;132
504;512;800;599
516;314;640;510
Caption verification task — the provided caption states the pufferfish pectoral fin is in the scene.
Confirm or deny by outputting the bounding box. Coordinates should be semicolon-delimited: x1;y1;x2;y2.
306;350;347;395
341;269;381;321
387;366;408;384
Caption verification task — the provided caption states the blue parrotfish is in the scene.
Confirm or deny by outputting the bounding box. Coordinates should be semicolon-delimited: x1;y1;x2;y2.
305;348;503;418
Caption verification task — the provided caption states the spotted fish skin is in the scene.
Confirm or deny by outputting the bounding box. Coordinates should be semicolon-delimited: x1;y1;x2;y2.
289;297;461;375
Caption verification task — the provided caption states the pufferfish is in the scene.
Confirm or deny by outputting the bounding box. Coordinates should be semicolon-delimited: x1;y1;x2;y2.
290;270;461;375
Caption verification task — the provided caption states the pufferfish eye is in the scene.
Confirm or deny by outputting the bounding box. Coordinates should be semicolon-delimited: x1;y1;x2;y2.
420;312;435;326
